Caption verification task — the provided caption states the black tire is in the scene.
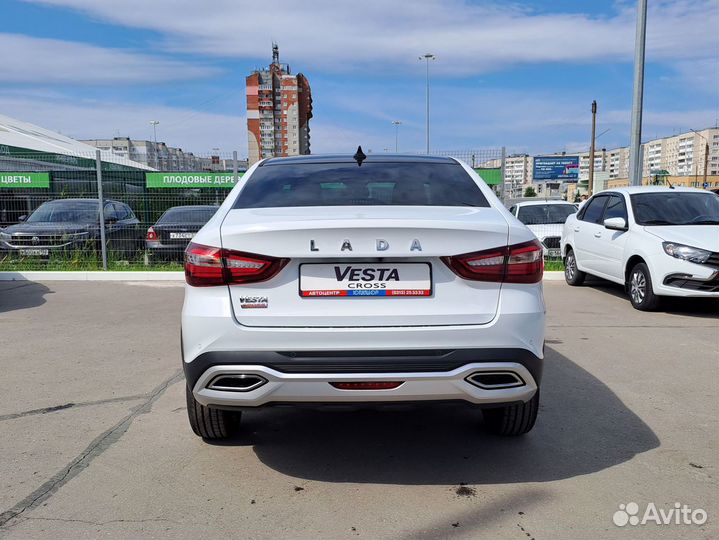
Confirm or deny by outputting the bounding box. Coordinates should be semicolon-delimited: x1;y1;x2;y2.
564;248;586;286
186;385;240;440
483;391;539;436
628;262;660;311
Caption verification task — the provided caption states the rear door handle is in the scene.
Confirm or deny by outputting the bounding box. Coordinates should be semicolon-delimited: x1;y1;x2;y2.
573;227;580;232
594;232;602;238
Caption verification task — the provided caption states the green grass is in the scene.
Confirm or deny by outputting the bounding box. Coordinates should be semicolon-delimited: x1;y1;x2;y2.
0;250;183;272
544;260;565;272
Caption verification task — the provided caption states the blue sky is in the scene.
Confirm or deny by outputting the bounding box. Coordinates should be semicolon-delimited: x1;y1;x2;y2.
2;0;717;158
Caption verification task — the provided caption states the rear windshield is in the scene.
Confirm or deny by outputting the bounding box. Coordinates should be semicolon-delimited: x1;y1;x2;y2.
517;204;577;225
158;207;218;224
630;192;719;225
233;162;489;208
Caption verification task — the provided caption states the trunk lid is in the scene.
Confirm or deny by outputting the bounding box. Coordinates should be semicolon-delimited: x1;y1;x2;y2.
220;206;509;327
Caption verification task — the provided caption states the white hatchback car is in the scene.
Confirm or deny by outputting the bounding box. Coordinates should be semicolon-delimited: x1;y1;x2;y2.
508;200;578;259
561;186;719;310
182;153;546;440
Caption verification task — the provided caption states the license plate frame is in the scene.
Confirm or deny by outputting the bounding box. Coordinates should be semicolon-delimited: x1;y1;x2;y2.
19;248;50;257
169;232;195;240
299;262;432;298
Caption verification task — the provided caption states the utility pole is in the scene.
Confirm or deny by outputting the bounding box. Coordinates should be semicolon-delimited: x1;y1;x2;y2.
588;100;597;195
392;120;402;152
691;129;710;188
419;54;435;154
628;0;647;186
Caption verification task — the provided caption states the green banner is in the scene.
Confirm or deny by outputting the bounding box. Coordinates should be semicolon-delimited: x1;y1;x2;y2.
0;172;50;188
146;172;242;189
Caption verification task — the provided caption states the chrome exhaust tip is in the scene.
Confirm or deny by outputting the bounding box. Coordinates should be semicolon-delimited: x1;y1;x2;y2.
207;374;267;392
466;371;525;389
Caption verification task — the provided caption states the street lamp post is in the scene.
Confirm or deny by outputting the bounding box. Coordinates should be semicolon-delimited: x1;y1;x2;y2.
628;0;647;186
419;54;435;154
588;100;597;195
391;120;402;152
149;120;160;169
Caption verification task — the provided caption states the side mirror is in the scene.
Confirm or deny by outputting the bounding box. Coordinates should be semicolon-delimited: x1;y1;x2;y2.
604;217;628;231
18;215;26;222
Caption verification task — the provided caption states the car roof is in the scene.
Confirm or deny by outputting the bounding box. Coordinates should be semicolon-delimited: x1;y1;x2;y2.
514;200;577;207
164;205;218;211
600;186;712;195
43;198;121;204
260;153;457;166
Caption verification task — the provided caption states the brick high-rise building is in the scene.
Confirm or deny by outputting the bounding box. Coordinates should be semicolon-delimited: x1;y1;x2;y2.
246;44;313;164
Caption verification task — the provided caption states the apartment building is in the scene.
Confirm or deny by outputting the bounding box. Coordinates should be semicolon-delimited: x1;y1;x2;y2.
543;127;719;182
505;154;533;185
82;137;212;171
246;44;313;164
642;128;719;178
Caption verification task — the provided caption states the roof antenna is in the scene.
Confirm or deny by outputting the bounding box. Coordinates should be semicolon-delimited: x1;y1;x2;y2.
353;145;367;166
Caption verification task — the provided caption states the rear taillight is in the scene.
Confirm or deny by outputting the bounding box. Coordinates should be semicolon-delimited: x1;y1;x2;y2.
146;226;158;241
442;240;543;284
184;242;289;287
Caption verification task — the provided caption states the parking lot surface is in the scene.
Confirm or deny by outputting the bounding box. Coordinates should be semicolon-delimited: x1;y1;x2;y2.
0;279;717;539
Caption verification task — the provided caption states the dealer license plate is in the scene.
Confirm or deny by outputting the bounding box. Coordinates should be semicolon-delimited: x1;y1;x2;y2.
299;263;432;297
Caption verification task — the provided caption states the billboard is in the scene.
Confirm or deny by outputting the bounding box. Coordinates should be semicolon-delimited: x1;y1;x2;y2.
146;172;242;189
533;156;580;182
0;172;50;188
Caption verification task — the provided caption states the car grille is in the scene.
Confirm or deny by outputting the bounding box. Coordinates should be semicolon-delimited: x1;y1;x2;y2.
664;275;719;293
9;234;67;247
542;236;560;249
705;251;719;269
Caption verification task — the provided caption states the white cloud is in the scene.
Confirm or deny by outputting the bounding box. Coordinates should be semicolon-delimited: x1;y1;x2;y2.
19;0;719;75
0;92;388;156
0;93;245;154
0;33;220;84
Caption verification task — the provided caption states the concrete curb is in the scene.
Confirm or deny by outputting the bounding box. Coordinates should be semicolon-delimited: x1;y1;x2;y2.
0;271;185;281
1;270;566;282
543;271;565;281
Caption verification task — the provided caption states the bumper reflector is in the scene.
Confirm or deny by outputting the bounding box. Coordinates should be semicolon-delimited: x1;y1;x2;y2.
330;381;404;390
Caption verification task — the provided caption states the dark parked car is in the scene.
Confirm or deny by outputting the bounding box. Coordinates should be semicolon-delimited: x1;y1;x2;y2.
146;205;218;260
0;198;142;259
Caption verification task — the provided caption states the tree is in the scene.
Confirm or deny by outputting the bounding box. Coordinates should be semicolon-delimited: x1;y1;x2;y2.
523;186;537;197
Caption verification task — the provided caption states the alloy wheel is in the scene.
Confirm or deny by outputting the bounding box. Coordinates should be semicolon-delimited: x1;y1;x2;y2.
630;270;646;305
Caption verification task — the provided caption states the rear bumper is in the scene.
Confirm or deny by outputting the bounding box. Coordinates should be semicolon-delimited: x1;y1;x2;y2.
185;348;542;409
190;359;539;409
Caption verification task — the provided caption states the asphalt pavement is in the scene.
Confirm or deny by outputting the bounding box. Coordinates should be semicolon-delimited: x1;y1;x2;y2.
0;278;717;539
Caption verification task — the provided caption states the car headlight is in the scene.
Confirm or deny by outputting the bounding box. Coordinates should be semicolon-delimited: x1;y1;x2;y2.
61;232;89;241
662;242;711;264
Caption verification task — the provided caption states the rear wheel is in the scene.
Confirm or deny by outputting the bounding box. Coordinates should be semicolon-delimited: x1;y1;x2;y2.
186;385;240;440
564;248;586;286
483;391;539;436
628;262;660;311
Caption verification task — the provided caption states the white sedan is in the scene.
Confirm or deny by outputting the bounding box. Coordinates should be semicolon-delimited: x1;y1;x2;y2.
181;153;546;440
561;186;719;310
508;200;578;259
